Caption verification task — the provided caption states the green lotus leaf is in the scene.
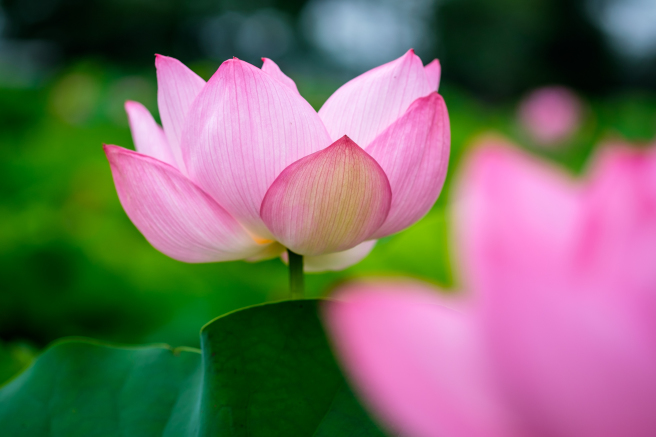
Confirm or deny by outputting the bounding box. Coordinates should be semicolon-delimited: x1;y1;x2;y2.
0;300;386;437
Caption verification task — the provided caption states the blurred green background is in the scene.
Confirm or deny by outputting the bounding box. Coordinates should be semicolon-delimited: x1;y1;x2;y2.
1;0;656;384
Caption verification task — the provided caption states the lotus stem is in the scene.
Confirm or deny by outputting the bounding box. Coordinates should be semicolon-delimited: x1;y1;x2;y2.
287;249;304;299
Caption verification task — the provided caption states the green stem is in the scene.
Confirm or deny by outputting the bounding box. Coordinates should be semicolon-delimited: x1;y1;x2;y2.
287;249;304;299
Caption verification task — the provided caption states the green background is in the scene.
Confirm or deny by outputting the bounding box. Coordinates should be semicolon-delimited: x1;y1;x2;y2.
1;0;656;386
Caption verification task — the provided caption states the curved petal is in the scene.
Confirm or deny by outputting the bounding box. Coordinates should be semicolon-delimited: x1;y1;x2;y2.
319;49;433;147
155;54;206;170
325;282;521;437
182;58;332;239
453;139;582;293
570;145;656;346
260;136;391;256
456;142;656;436
104;145;265;263
483;261;656;437
281;240;377;272
124;101;176;168
424;59;441;91
261;58;299;94
577;145;656;296
367;93;450;239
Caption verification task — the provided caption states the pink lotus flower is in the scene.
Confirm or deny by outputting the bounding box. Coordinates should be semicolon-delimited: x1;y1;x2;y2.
104;51;449;271
518;86;583;146
326;140;656;436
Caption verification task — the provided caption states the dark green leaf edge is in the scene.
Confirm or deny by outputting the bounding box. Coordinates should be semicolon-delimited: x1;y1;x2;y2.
0;337;201;390
0;299;387;437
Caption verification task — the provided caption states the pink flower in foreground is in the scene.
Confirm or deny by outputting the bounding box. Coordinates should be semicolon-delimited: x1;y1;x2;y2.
518;86;582;146
326;140;656;436
104;51;449;271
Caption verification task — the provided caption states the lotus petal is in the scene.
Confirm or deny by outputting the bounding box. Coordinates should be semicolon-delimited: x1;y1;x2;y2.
155;54;206;171
578;145;656;295
261;58;299;94
182;58;332;239
319;49;433;147
424;59;441;91
104;145;266;263
260;136;391;256
124;101;176;168
459;144;656;437
483;247;656;437
453;140;582;292
281;240;377;272
325;283;520;437
367;92;450;239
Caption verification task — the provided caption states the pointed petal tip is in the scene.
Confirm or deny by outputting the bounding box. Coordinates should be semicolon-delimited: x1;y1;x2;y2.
103;144;129;163
422;90;442;102
260;58;300;94
329;135;364;152
104;143;132;159
123;100;177;166
154;53;172;67
123;100;140;111
319;46;433;148
424;59;442;91
104;143;170;168
156;52;206;169
219;57;243;69
400;48;418;61
103;143;118;154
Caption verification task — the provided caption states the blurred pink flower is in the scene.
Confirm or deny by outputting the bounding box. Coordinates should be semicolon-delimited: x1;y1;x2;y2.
104;51;449;271
326;140;656;436
518;86;583;146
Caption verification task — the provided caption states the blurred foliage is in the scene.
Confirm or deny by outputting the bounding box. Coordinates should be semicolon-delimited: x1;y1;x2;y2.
0;341;37;385
0;0;311;66
437;0;620;99
2;0;656;96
